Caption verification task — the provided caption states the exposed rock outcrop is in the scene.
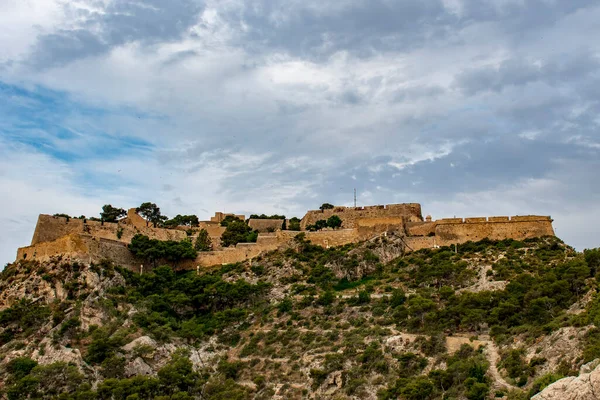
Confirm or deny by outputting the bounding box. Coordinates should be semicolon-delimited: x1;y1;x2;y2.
532;359;600;400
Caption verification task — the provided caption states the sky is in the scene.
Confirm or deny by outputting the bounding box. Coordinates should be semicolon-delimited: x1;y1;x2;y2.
1;0;600;266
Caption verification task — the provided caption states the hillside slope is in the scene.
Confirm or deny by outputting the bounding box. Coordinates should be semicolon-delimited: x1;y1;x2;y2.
1;234;600;399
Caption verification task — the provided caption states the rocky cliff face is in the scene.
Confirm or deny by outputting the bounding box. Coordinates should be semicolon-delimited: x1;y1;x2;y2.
533;360;600;400
1;235;599;399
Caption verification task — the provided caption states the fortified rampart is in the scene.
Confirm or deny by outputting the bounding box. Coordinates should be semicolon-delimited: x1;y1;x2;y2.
248;219;285;233
16;204;555;271
17;234;138;267
30;213;189;246
300;203;423;230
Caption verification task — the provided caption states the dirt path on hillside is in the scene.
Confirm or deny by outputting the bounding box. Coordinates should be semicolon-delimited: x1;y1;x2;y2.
485;340;518;391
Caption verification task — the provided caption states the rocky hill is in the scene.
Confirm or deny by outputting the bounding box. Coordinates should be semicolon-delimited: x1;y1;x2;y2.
1;234;600;399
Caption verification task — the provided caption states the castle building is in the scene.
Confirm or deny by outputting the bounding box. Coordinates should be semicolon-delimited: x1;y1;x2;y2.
16;203;554;271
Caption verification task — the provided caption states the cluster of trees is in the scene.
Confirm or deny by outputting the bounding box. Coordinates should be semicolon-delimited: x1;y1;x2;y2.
0;299;50;346
379;344;490;400
163;214;199;228
136;202;167;228
306;215;342;231
249;214;285;220
102;202;201;230
128;234;197;266
70;201;352;236
119;265;271;340
3;351;248;400
387;239;595;340
220;217;258;247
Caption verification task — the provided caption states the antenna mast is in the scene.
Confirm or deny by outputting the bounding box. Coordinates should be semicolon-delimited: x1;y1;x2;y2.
354;188;357;208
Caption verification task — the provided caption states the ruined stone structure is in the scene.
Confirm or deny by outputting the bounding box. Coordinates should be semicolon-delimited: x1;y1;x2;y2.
16;203;555;271
300;203;423;230
248;219;285;233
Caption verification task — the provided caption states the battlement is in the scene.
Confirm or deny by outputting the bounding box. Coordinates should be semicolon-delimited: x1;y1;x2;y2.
16;202;556;271
300;203;423;230
304;203;422;214
435;215;552;225
210;212;245;223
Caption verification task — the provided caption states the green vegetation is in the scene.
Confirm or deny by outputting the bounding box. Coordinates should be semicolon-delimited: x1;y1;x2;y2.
0;299;51;345
194;229;212;251
379;344;490;400
3;351;248;400
163;214;200;228
52;213;72;219
219;215;243;227
100;204;126;223
249;214;285;220
128;234;197;266
136;202;167;228
287;217;301;231
3;235;600;399
221;220;258;247
119;265;271;341
319;203;335;211
306;214;343;231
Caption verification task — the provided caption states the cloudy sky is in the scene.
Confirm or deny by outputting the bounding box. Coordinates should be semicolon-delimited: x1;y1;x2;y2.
1;0;599;266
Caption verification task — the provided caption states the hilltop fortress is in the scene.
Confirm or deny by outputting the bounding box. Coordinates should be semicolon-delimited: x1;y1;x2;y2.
16;203;555;271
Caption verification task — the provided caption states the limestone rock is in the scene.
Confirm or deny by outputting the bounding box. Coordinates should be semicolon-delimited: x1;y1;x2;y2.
125;357;153;377
532;359;600;400
31;339;85;370
524;326;592;377
326;370;343;390
122;336;158;353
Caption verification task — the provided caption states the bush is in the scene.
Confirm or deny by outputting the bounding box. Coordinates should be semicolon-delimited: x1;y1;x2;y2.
194;229;212;251
217;359;244;380
221;220;258;247
528;373;563;397
101;355;126;379
327;215;342;229
288;217;301;231
277;297;293;314
101;205;126;223
128;234;197;265
6;357;38;380
319;203;334;211
310;369;328;388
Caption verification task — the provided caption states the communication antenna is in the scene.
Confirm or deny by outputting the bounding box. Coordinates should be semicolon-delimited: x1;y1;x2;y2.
354;188;357;208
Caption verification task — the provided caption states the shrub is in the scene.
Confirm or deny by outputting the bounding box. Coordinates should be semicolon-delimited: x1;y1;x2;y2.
310;369;328;388
6;357;38;380
217;359;244;380
288;217;301;231
101;205;126;223
221;220;258;247
327;215;342;229
194;229;212;251
319;203;334;211
128;234;197;265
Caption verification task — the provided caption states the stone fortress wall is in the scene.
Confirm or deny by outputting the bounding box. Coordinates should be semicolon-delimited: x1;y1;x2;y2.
16;203;555;270
300;203;423;230
247;219;286;233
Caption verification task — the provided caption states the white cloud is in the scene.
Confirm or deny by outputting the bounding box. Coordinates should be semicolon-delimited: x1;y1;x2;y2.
1;0;600;267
